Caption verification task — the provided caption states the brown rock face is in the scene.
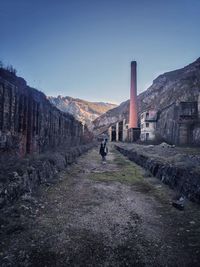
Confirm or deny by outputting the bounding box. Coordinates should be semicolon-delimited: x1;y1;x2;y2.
0;68;86;158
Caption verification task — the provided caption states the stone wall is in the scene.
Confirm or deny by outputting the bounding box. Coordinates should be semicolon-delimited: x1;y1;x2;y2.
0;143;94;208
115;144;200;204
0;68;95;208
0;68;85;157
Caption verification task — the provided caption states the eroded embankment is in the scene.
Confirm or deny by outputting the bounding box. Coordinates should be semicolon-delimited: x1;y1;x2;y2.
115;143;200;203
0;143;95;208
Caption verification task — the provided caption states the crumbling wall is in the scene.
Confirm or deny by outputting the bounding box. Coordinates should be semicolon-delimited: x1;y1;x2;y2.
156;103;180;144
0;68;95;207
115;144;200;204
0;69;84;157
192;125;200;145
156;101;200;145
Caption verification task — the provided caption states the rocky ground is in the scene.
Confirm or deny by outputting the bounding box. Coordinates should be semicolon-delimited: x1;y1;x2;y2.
0;145;200;267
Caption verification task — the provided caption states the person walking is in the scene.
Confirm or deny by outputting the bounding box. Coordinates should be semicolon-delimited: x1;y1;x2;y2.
99;139;108;163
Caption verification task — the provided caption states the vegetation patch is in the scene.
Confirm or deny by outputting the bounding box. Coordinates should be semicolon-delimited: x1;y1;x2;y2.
86;146;178;206
87;147;145;184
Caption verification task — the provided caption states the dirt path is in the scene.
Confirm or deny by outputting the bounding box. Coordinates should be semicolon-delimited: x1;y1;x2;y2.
1;145;200;266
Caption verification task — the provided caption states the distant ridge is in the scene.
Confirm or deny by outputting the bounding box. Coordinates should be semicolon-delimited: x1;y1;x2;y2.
48;95;117;129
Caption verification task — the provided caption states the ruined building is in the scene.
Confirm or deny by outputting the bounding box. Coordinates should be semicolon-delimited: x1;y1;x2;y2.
156;98;200;145
0;68;87;158
140;110;157;141
108;119;128;142
140;98;200;145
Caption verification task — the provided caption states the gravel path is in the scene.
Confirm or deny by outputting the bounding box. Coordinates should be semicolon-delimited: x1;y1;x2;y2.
1;145;200;266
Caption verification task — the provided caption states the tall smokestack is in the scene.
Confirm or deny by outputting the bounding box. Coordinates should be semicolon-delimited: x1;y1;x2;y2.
129;61;138;128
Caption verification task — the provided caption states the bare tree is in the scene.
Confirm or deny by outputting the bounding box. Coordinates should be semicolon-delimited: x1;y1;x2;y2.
6;64;17;75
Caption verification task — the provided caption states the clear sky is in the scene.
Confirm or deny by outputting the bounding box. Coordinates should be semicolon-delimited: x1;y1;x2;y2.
0;0;200;104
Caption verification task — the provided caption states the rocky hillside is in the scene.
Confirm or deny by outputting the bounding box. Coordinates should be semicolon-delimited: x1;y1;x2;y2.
93;57;200;137
137;57;200;112
48;95;117;129
93;100;129;134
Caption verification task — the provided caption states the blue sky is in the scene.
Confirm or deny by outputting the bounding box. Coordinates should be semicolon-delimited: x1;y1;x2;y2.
0;0;200;103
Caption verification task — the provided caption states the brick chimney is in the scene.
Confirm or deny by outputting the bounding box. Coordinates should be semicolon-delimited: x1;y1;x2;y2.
129;61;138;128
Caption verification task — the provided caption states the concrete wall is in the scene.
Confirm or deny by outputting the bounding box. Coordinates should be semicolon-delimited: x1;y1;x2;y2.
156;103;180;144
192;125;200;145
108;120;128;142
156;101;200;145
122;119;128;142
140;123;156;141
140;111;157;141
0;69;85;158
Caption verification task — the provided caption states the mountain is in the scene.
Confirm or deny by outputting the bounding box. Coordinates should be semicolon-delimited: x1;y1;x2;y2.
93;57;200;142
48;95;117;129
93;100;129;135
137;57;200;113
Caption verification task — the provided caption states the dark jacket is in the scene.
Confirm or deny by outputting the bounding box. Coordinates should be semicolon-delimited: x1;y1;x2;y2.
99;142;108;156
